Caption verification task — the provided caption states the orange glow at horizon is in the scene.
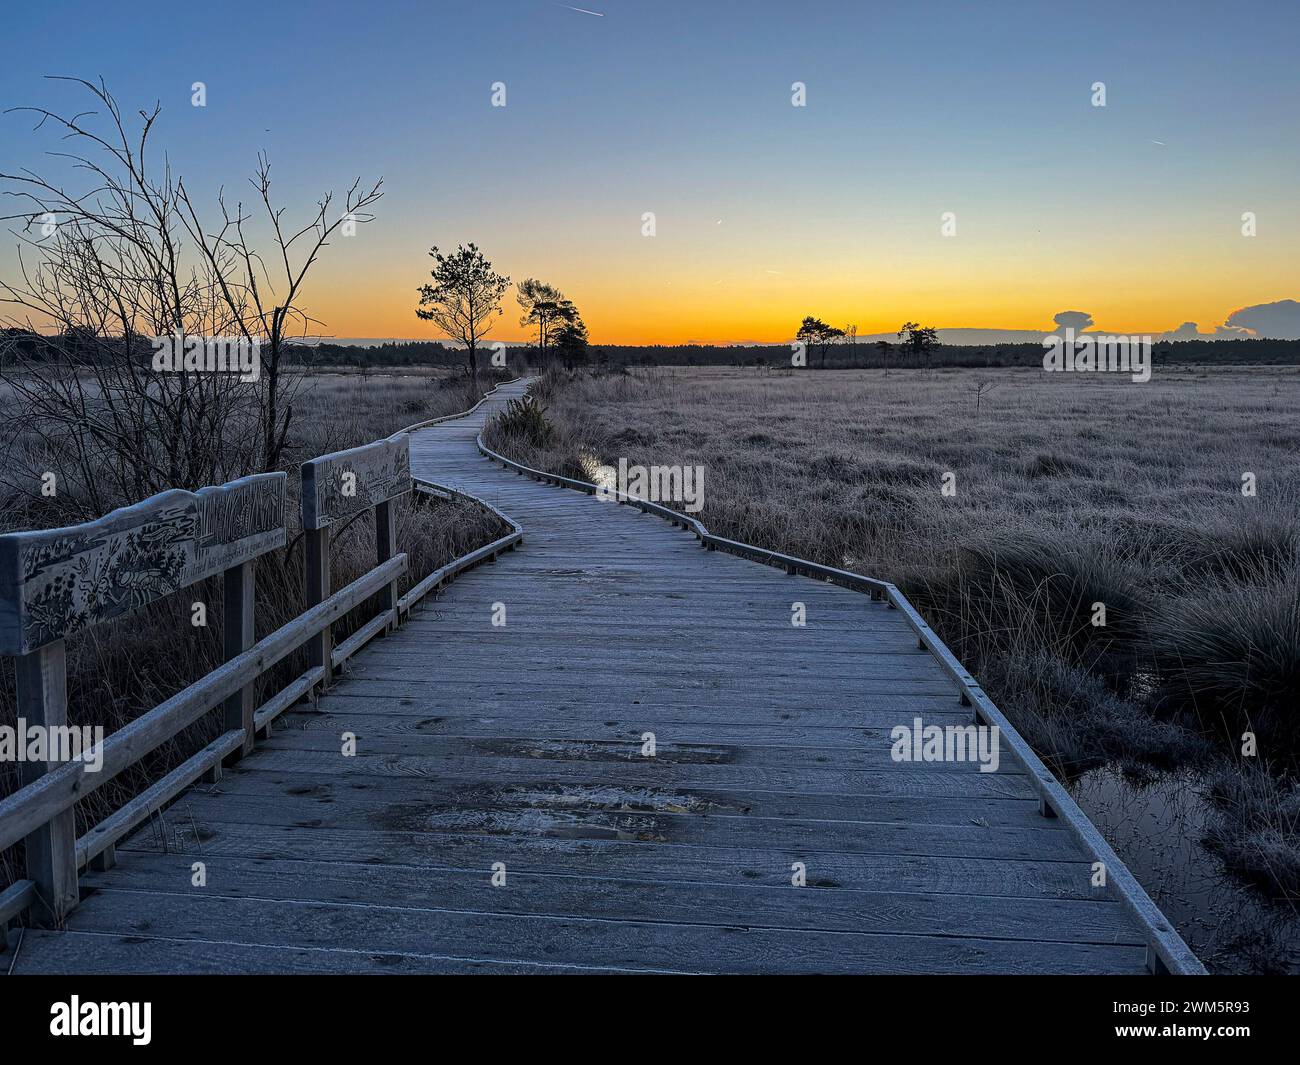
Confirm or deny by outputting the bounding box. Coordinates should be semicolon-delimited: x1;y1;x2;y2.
306;243;1296;345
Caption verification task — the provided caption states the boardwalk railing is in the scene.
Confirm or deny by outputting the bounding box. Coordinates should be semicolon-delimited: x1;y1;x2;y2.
0;427;521;934
475;424;1206;976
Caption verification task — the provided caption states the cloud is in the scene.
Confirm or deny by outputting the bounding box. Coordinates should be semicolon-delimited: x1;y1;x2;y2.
1159;321;1247;341
1161;302;1300;341
1222;299;1300;340
1051;310;1094;332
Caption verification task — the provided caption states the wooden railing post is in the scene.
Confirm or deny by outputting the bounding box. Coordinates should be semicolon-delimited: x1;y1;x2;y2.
375;499;398;632
306;526;332;686
16;641;78;927
224;561;257;751
301;432;410;672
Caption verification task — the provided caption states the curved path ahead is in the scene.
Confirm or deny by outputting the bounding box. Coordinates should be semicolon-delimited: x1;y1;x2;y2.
13;379;1175;974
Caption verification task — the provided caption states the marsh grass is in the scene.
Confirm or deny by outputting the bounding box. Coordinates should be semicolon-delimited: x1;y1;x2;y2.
0;367;509;893
1152;563;1300;749
1205;763;1300;900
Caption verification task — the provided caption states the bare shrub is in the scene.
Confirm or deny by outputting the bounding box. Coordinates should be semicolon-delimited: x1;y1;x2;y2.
491;395;555;449
0;78;382;519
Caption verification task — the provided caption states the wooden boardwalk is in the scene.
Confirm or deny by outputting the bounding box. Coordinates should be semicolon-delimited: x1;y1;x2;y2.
10;380;1193;974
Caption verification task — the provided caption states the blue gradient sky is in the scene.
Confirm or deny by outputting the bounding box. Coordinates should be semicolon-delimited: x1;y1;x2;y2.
2;0;1297;342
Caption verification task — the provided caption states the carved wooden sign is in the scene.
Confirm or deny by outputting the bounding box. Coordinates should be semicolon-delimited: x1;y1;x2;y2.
300;434;411;531
0;473;286;656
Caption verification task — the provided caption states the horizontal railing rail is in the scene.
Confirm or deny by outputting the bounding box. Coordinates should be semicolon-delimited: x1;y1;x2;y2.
1;389;522;938
474;413;1205;977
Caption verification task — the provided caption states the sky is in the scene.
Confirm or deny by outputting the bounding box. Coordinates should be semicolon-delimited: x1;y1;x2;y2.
2;0;1298;345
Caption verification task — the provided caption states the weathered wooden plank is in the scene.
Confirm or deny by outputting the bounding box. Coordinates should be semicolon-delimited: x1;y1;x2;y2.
172;767;1043;827
339;674;959;697
248;728;1013;780
347;651;948;675
0;472;285;654
311;691;966;721
349;661;952;691
42;889;1147;974
168;790;1077;861
358;641;935;662
300;434;410;531
12;930;636;974
76;853;1144;945
234;750;1034;798
118;818;1096;898
282;710;977;745
404;618;914;638
126;804;1079;864
260;729;1012;775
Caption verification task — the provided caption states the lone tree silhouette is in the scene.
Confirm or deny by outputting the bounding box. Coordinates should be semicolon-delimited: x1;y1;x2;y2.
551;316;590;370
898;321;939;363
517;278;580;370
416;244;510;389
795;316;844;368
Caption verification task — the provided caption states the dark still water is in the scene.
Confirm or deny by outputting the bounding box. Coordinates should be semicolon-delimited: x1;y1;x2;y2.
1070;767;1300;974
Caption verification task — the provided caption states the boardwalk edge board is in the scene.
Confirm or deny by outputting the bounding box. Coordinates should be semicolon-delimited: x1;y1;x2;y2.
472;380;1204;976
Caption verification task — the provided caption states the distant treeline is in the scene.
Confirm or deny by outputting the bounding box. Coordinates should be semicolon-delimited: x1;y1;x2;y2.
0;332;474;369
262;336;1300;370
320;337;1300;369
5;329;1300;369
538;338;1300;369
287;340;462;366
